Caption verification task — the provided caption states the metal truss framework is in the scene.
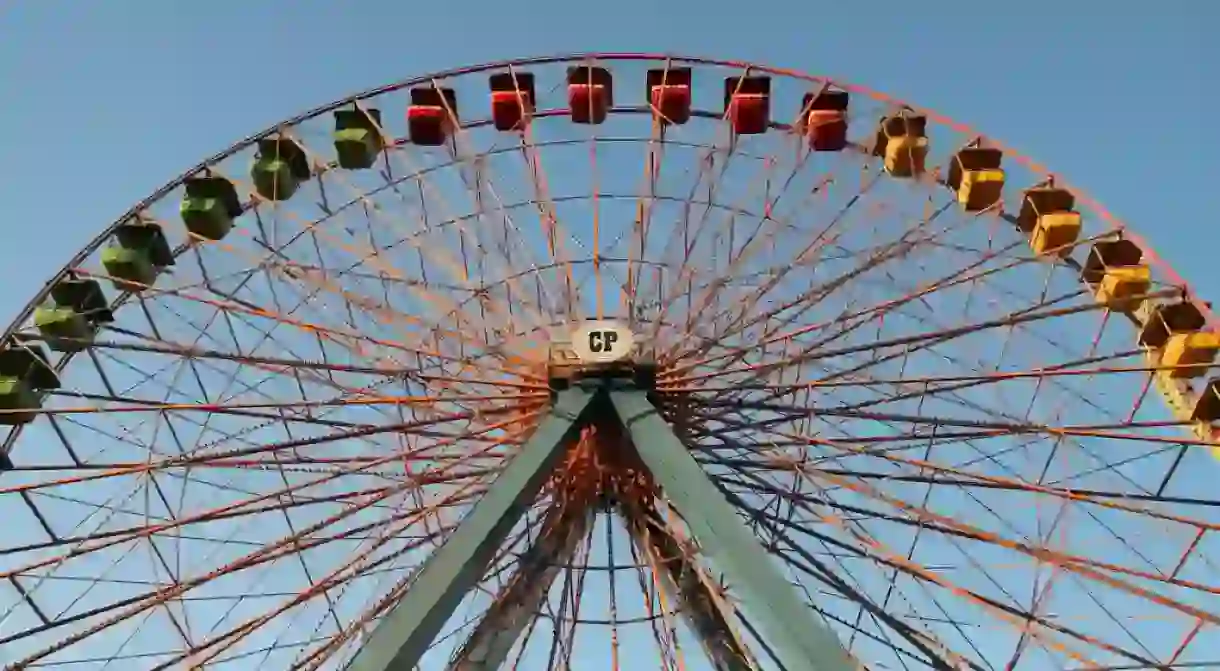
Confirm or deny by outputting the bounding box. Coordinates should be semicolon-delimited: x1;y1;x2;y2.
345;381;857;671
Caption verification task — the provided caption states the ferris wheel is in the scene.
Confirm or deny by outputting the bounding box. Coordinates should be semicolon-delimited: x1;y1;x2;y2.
0;52;1217;670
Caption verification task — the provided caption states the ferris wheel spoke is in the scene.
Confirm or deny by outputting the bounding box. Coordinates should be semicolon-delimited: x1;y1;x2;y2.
721;178;957;334
696;166;886;339
659;137;814;327
640;128;738;344
625;76;670;325
379;153;555;343
754;494;1159;668
815;470;1219;654
625;141;783;322
700;399;1195;440
139;285;533;386
784;372;1196;500
646;151;838;353
760;432;1214;532
518;122;581;321
0;463;475;595
710;465;979;669
2;410;483;497
664;162;840;352
692;414;1215;610
237;146;538;369
0;479;459;658
791;473;1204;609
704;418;1177;524
672;211;1124;394
126;285;399;383
722;348;1145;399
150;485;481;670
688;288;1145;391
661;233;1037;383
658;196;974;371
731;468;1106;666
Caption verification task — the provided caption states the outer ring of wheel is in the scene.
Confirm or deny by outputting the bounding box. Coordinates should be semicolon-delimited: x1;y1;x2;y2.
3;52;1210;450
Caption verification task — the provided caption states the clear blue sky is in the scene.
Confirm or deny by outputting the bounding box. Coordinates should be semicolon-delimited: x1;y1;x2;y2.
0;2;1214;669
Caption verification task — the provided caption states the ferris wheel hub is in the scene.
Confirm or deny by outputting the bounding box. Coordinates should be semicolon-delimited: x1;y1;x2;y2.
547;319;657;392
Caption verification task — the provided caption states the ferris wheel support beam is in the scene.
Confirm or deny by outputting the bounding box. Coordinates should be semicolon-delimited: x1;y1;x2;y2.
447;502;596;670
608;389;858;671
347;378;855;671
344;387;596;671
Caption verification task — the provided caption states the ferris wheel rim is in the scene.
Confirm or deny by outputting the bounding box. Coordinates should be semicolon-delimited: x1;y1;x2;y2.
3;50;1211;474
0;52;1216;670
5;51;1205;347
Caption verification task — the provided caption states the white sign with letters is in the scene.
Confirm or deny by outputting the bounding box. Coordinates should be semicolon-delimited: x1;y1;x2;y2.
569;320;635;364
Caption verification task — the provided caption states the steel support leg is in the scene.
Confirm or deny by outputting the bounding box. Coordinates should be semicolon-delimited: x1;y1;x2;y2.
609;390;856;671
627;502;756;671
345;388;595;671
447;502;594;670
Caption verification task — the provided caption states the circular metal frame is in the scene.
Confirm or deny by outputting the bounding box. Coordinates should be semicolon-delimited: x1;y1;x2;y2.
2;52;1216;670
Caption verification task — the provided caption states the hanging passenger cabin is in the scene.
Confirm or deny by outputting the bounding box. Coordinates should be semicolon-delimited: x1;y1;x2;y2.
1018;186;1081;256
1081;238;1151;311
35;277;112;352
489;72;536;132
0;340;61;427
333;107;385;170
567;66;613;125
647;67;692;126
181;174;242;241
724;75;771;135
251;136;311;201
1138;301;1220;380
873;112;928;178
801;89;849;152
101;216;175;292
947;146;1005;212
408;87;459;146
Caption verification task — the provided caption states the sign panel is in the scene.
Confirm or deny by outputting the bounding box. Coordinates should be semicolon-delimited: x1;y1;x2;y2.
569;320;635;364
